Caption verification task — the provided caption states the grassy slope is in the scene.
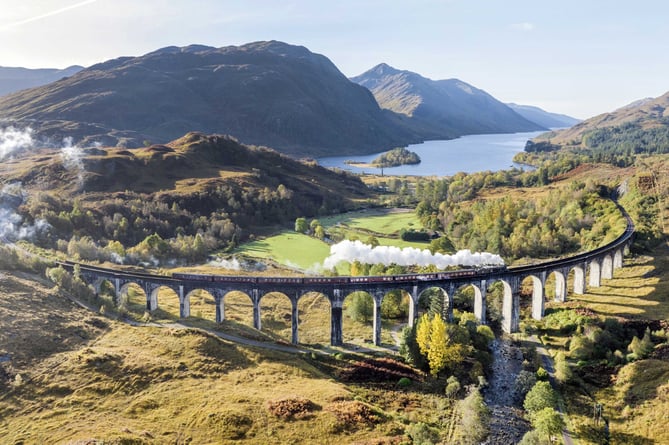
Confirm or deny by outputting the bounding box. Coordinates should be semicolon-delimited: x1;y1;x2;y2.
0;271;442;444
1;326;351;444
519;159;669;444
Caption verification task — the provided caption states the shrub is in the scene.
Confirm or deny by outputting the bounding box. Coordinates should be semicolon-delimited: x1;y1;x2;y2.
457;387;490;445
514;370;537;403
325;401;383;431
445;376;461;399
554;352;573;384
518;429;543;445
406;422;440;445
523;381;557;416
397;377;412;388
266;397;319;420
531;407;565;440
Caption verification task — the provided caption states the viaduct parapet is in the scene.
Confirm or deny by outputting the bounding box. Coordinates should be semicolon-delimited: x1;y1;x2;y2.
65;216;634;346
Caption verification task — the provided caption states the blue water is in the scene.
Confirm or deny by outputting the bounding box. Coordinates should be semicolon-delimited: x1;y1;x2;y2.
318;131;544;176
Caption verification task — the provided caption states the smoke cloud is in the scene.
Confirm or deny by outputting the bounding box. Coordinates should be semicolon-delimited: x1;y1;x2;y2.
0;126;34;160
59;136;86;187
0;183;51;243
323;240;504;270
208;256;241;270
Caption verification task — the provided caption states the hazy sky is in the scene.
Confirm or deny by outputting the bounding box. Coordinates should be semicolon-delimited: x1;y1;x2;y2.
1;0;667;119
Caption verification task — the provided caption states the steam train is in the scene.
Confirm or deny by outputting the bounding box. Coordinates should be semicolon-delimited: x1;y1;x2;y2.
171;265;507;285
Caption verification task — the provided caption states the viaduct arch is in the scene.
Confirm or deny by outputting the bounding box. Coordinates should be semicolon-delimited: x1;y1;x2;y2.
67;215;634;347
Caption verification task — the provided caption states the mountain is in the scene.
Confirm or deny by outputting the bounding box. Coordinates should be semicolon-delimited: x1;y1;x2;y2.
0;42;420;157
506;103;579;129
0;132;371;200
351;63;546;139
533;91;669;147
0;131;371;251
0;65;83;96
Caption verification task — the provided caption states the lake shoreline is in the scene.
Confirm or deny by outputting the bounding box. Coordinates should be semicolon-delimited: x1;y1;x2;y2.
318;131;544;177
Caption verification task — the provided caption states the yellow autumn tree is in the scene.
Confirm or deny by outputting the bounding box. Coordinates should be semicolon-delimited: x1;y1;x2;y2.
427;314;449;376
415;313;454;376
416;313;432;357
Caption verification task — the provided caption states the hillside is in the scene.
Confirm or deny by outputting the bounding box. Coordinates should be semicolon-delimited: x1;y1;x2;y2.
0;65;83;97
351;63;545;139
0;268;444;444
0;132;371;260
533;91;669;148
0;132;369;196
506;103;579;129
0;41;420;157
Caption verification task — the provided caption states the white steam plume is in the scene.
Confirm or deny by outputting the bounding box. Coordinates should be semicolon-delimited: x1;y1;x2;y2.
60;136;85;187
208;257;241;270
323;240;504;270
0;183;51;242
0;126;34;160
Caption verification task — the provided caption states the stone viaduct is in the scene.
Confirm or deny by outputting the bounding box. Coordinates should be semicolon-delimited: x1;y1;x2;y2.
64;216;634;347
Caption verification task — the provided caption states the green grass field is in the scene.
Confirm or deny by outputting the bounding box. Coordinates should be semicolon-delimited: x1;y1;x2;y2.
235;209;429;272
235;232;331;271
318;208;420;234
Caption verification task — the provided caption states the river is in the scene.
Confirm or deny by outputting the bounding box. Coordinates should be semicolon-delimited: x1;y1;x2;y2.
318;131;544;177
483;337;531;444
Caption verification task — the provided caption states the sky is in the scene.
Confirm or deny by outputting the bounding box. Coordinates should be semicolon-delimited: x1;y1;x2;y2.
1;0;668;119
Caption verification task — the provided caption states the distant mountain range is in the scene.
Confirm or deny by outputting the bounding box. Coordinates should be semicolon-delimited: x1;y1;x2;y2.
0;41;577;157
351;63;546;139
0;42;422;157
506;103;580;129
0;65;83;96
534;92;669;146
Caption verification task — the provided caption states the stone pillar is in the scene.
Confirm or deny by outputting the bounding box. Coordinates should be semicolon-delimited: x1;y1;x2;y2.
330;289;343;346
215;291;225;323
373;292;383;346
252;289;262;331
408;286;418;328
589;261;601;288
179;285;190;318
613;249;624;269
474;280;486;324
143;283;152;311
602;256;613;280
444;283;455;322
114;278;121;306
574;264;586;295
502;279;520;333
148;288;158;312
554;270;567;303
93;279;102;298
531;273;545;321
291;296;299;345
146;284;158;311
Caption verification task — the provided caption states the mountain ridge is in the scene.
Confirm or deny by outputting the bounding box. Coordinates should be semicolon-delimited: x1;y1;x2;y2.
533;91;669;146
0;41;420;157
351;63;546;139
0;65;83;97
506;103;580;129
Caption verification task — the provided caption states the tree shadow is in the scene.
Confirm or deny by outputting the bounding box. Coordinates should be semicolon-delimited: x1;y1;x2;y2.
610;431;655;445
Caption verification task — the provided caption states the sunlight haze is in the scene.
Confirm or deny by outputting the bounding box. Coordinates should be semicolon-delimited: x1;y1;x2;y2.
1;0;668;119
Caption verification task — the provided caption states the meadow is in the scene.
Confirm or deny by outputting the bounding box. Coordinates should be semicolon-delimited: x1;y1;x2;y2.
235;208;428;272
0;271;454;444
